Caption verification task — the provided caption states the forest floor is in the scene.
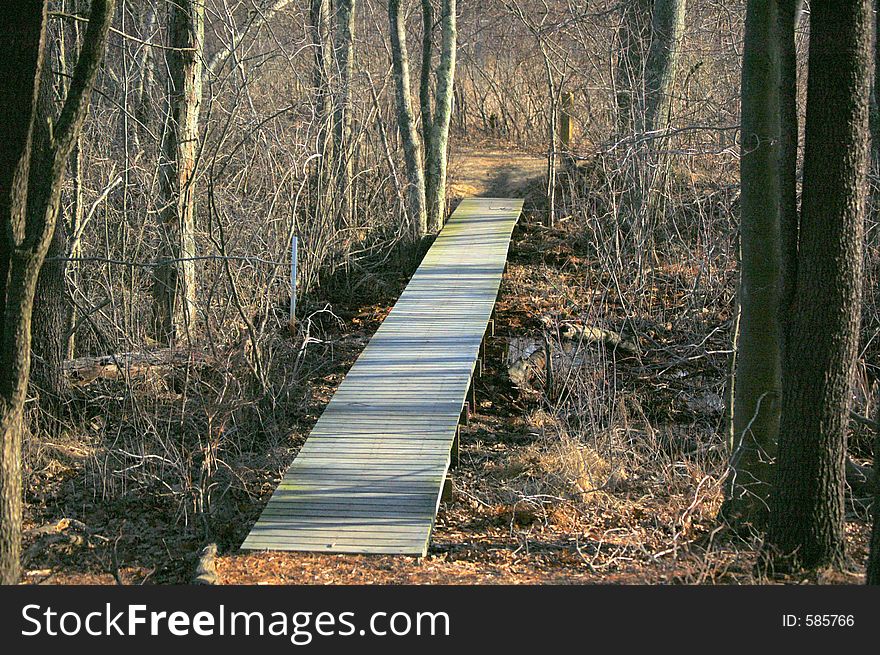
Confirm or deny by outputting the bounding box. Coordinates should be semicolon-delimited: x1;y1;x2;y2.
20;141;873;585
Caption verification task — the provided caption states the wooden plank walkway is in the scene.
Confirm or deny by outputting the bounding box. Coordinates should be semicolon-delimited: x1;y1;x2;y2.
242;198;524;555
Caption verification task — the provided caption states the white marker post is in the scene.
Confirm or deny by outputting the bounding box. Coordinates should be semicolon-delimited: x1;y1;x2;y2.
289;235;298;334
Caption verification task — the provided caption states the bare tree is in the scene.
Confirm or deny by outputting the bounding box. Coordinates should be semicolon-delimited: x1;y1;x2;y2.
31;45;69;419
720;0;783;530
422;0;456;233
152;0;203;344
389;0;428;238
0;0;114;585
334;0;357;228
644;0;687;134
767;0;871;571
615;0;652;136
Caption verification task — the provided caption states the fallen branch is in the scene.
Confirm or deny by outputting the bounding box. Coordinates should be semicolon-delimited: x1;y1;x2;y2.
62;348;211;385
508;321;638;388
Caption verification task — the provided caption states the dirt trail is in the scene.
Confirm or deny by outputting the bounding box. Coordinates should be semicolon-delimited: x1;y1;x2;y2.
447;145;545;199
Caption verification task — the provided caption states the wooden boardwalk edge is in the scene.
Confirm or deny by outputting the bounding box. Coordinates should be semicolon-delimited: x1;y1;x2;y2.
242;198;524;556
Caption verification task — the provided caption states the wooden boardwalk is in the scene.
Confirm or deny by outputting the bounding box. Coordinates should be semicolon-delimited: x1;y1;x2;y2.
242;198;524;555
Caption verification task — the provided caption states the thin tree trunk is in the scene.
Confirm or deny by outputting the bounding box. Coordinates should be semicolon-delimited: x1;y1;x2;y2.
424;0;456;233
389;0;427;239
309;0;335;230
66;136;84;360
644;0;687;134
334;0;356;229
0;0;113;586
767;0;871;571
419;0;434;169
720;0;783;531
135;3;157;145
152;0;203;345
615;0;653;137
871;0;880;168
311;0;333;158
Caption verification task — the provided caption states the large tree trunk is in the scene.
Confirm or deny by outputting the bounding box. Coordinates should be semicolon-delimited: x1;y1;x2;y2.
767;0;871;571
778;0;804;324
31;49;69;417
389;0;428;239
0;0;113;586
152;0;202;345
423;0;456;234
0;0;46;590
720;0;783;531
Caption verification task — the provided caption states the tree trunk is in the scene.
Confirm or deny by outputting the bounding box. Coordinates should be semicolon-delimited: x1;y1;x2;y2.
309;0;335;232
778;0;804;327
152;0;202;345
644;0;687;134
0;0;113;586
31;47;69;416
767;0;871;571
135;3;157;144
419;0;434;170
333;0;356;229
424;0;456;233
389;0;428;239
615;0;653;137
720;0;783;531
870;0;880;168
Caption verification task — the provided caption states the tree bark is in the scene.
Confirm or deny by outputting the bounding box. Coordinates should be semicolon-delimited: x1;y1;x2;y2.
419;0;434;170
778;0;804;326
309;0;335;231
870;0;880;168
644;0;687;134
333;0;356;229
0;0;113;586
423;0;456;234
152;0;202;345
389;0;428;239
767;0;871;571
615;0;653;137
134;3;157;144
31;48;69;416
720;0;783;531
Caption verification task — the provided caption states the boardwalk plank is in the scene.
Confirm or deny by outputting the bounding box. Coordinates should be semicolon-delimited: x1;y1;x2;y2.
242;198;522;556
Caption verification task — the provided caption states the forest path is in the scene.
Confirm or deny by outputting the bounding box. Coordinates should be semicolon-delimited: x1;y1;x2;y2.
242;198;523;556
448;144;546;199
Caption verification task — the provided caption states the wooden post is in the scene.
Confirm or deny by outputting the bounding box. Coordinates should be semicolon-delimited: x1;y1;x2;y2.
289;236;298;334
442;476;454;502
559;91;575;150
